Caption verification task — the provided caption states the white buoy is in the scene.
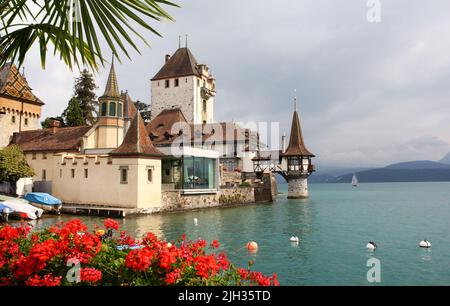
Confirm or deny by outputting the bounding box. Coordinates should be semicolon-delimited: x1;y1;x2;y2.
194;218;198;226
366;241;377;250
419;239;431;248
290;236;300;243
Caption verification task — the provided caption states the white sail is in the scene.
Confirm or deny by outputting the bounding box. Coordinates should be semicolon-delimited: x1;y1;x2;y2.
352;174;358;186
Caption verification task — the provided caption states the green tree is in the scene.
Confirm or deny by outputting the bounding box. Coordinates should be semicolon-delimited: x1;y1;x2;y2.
0;1;178;71
0;145;35;183
74;69;98;125
63;98;84;127
134;100;151;123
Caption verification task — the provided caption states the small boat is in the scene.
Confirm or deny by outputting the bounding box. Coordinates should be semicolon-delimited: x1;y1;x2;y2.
1;201;43;220
24;192;63;214
367;241;377;250
352;173;358;187
0;203;14;222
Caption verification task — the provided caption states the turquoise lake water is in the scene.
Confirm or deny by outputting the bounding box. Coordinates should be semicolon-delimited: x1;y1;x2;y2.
25;182;450;285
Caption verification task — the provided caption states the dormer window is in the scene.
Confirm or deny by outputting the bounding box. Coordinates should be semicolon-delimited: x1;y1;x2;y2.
165;80;170;88
164;131;172;140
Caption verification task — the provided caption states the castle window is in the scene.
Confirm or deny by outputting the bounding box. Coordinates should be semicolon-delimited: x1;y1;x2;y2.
158;82;160;87
118;102;123;118
109;102;116;116
11;116;16;123
42;153;47;160
71;169;75;178
165;80;170;88
175;79;179;87
24;118;28;126
120;167;128;184
84;169;89;179
197;79;200;87
147;168;153;183
42;170;47;181
60;169;62;178
101;103;107;116
203;100;207;113
32;153;36;160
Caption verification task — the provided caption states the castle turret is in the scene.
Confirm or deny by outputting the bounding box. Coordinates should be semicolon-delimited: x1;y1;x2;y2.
282;103;315;199
97;57;125;148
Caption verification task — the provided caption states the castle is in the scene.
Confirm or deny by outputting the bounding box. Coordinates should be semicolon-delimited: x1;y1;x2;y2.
1;46;315;213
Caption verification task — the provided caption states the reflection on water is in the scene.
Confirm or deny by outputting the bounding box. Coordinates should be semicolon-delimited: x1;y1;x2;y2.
421;249;432;262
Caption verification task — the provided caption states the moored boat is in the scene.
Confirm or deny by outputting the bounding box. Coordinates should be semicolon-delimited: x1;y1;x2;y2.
0;201;43;220
24;192;63;214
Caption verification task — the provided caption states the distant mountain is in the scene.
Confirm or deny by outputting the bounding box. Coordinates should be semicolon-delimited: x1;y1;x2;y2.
385;160;450;170
440;152;450;165
335;160;450;183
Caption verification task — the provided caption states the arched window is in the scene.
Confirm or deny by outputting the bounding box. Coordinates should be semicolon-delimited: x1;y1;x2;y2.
118;103;123;118
109;102;116;116
101;103;107;116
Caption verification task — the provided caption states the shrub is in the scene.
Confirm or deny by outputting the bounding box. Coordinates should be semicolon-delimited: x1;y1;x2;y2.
0;219;279;286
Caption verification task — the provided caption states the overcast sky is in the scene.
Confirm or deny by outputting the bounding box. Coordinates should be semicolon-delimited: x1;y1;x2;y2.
22;0;450;168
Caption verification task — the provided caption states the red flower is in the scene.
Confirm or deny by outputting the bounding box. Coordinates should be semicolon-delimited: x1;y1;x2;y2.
103;219;119;231
125;248;155;272
210;240;220;249
80;268;102;284
165;268;181;285
238;268;249;280
193;255;219;279
26;274;62;286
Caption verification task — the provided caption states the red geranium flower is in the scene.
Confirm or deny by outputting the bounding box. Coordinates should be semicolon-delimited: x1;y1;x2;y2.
103;219;119;231
80;268;102;284
25;274;62;286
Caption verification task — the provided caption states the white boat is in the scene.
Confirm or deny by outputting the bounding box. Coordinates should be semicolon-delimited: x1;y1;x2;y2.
0;195;43;220
352;174;358;187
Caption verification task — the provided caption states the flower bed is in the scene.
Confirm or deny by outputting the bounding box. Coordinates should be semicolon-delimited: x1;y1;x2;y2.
0;219;279;286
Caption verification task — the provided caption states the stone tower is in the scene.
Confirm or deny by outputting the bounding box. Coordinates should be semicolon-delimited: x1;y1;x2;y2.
150;47;216;124
282;107;315;199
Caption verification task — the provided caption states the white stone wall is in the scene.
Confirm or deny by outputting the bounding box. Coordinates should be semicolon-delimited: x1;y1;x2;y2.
288;177;309;199
150;74;216;124
151;76;196;123
0;111;40;148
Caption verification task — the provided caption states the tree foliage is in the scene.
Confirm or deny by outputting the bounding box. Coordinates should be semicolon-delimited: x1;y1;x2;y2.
63;98;85;127
0;145;35;183
134;100;151;123
0;0;178;71
74;69;98;125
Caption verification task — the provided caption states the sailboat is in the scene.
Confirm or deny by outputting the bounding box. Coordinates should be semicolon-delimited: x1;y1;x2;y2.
352;173;358;187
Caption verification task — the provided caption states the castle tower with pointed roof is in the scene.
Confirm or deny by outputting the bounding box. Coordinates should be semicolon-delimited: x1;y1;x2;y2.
96;58;126;149
0;63;44;148
281;104;315;199
150;47;216;125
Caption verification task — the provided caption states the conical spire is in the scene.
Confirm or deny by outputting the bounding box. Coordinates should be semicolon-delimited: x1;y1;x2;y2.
283;106;314;157
110;113;162;157
102;56;120;98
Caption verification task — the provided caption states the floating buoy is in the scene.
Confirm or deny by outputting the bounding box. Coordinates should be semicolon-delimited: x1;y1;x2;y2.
366;241;377;250
419;239;431;248
290;236;300;243
247;241;258;252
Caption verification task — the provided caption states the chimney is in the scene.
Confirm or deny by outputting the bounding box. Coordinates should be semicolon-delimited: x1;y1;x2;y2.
50;119;61;134
165;54;171;63
281;134;286;152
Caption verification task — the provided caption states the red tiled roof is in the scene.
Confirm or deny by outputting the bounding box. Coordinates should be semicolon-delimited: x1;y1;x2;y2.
146;108;190;146
0;63;44;105
111;113;162;157
9;126;91;152
282;111;314;157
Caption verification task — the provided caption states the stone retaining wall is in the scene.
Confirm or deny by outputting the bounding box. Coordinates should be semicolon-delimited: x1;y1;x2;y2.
161;187;255;212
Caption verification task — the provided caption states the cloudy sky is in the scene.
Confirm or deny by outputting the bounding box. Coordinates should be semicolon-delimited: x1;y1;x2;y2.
22;0;450;167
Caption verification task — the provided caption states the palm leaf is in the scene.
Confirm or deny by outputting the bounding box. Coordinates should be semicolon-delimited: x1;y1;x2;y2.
0;0;179;70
